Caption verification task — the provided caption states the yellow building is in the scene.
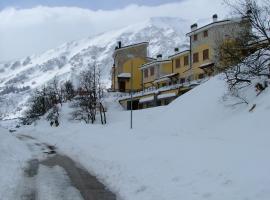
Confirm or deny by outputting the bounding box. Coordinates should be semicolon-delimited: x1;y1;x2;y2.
114;14;251;110
140;55;176;89
169;49;191;84
186;14;250;80
112;42;151;92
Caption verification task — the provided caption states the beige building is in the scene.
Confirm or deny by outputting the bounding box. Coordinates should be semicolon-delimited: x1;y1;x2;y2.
112;42;151;92
113;14;251;110
186;14;250;81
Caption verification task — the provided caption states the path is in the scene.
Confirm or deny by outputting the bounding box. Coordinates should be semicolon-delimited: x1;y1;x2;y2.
16;134;116;200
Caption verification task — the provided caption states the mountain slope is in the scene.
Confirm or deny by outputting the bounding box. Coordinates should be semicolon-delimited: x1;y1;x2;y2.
0;17;190;119
17;75;270;200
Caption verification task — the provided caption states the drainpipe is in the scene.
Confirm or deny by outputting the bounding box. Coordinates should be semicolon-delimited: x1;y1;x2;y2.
189;36;192;83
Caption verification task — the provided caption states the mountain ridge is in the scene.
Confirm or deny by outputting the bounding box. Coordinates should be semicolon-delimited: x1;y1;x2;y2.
0;16;191;119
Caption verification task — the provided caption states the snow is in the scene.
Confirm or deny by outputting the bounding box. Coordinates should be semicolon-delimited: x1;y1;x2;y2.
36;165;83;200
153;77;170;83
157;92;176;99
118;73;131;78
200;62;214;68
0;16;190;118
139;96;154;103
159;72;178;79
16;74;270;200
0;127;31;200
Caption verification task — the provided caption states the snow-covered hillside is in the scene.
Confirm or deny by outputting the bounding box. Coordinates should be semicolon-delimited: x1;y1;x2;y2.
17;75;270;200
0;127;31;200
0;17;190;119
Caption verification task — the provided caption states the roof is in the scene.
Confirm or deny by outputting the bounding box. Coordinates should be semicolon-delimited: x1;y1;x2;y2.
157;92;177;100
168;50;190;59
153;73;178;84
160;73;179;79
118;73;131;78
186;17;247;37
153;77;170;84
139;96;154;103
141;59;172;70
199;62;214;69
113;42;149;57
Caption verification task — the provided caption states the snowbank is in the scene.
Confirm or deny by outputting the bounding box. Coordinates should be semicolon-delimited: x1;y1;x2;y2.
19;75;270;200
0;128;31;200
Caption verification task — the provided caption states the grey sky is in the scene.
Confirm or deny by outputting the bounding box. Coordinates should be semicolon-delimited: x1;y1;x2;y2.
0;0;228;61
0;0;182;10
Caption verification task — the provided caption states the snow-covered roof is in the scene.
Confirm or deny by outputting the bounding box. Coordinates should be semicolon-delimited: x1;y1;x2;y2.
199;62;214;69
139;96;154;103
154;77;170;84
113;42;149;57
153;73;178;83
186;17;248;36
117;73;131;78
168;50;190;59
157;92;177;99
160;73;179;79
141;60;172;70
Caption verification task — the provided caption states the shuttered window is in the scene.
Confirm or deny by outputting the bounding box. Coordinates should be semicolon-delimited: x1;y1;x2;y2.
193;34;198;41
203;30;208;37
175;58;181;68
144;69;149;78
184;56;189;66
203;49;209;60
193;53;199;63
150;67;155;76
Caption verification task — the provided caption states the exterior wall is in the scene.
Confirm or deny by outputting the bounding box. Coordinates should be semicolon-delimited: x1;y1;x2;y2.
172;52;190;82
142;61;172;89
121;58;145;91
113;43;148;92
160;62;172;77
191;44;213;80
189;20;251;79
142;64;157;89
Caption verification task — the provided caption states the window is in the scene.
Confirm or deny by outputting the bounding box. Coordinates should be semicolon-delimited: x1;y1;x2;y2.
144;69;148;78
203;49;209;60
193;34;198;41
193;53;199;63
198;73;205;79
203;30;208;37
175;58;180;68
184;56;189;66
150;67;155;76
180;78;185;84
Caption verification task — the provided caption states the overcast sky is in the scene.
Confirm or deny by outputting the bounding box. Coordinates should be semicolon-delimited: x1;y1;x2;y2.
0;0;229;62
0;0;181;10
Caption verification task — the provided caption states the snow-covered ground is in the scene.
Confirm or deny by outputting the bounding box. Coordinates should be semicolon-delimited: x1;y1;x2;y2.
0;128;31;200
16;75;270;200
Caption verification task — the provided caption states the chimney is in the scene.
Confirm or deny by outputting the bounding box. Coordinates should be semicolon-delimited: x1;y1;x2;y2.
118;41;122;49
174;48;179;52
213;14;218;22
157;54;162;60
191;23;198;31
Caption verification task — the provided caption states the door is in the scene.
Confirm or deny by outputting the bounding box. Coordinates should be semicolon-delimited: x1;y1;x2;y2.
119;81;126;92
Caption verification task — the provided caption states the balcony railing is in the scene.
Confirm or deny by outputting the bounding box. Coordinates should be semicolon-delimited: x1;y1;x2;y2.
117;78;209;101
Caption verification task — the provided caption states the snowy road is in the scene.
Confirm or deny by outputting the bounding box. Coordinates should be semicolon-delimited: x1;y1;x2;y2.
16;135;116;200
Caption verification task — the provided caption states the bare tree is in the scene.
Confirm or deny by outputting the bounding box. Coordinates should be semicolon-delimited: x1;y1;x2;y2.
62;80;75;101
21;79;64;125
71;63;106;124
218;0;270;97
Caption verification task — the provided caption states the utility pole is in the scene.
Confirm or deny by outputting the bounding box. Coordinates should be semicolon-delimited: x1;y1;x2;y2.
130;59;134;129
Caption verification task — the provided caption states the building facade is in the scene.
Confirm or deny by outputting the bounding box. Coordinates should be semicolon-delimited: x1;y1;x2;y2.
112;15;250;110
112;42;150;92
186;14;250;81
